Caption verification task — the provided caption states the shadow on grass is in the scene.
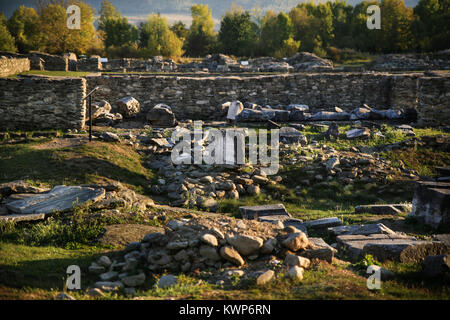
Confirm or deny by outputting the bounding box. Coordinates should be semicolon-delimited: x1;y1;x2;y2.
0;141;152;192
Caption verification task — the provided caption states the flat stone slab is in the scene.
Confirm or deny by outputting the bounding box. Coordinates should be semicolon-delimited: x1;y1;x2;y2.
336;233;431;262
433;234;450;247
6;185;105;214
257;215;307;234
299;237;336;263
409;181;450;229
0;213;46;223
303;217;342;229
355;204;412;215
239;204;290;219
328;223;397;236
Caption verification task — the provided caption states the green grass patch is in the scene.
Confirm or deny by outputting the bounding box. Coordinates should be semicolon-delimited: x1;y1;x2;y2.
19;70;91;77
0;139;154;193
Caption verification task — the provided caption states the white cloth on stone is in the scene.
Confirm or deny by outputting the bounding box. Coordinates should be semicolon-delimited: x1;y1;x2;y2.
226;101;243;120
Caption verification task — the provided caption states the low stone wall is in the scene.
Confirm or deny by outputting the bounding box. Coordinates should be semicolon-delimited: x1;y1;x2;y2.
418;76;450;126
0;57;30;77
86;72;424;120
28;52;68;72
0;77;86;130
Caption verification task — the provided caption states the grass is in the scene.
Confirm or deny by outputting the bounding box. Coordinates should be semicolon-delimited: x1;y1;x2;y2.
0;138;154;193
1;242;448;300
0;125;449;300
19;70;91;77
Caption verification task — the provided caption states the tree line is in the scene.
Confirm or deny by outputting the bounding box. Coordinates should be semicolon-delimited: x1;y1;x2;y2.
0;0;448;59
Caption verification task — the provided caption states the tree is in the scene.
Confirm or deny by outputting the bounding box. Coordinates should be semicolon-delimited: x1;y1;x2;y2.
414;0;450;51
185;4;217;56
170;21;189;42
98;0;121;31
0;14;17;52
139;14;184;58
218;7;258;56
103;17;138;48
7;5;40;52
375;0;415;52
38;1;97;54
260;11;294;56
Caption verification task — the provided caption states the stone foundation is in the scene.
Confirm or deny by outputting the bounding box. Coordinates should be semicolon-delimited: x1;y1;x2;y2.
0;56;30;77
0;77;86;130
86;72;449;124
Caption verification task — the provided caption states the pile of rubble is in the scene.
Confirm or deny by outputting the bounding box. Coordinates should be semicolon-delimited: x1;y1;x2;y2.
88;212;334;292
90;97;177;128
286;52;334;71
233;103;407;123
372;50;450;71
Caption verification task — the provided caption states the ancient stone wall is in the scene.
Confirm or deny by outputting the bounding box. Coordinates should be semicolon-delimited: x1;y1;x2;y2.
0;57;30;77
418;76;450;126
0;77;86;130
28;52;68;72
86;73;423;120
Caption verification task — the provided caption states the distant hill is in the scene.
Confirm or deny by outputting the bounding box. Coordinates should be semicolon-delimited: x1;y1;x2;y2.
0;0;421;20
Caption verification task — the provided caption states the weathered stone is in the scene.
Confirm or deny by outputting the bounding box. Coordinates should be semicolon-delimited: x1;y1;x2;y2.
282;232;309;251
146;104;177;127
408;181;450;229
303;217;341;229
88;262;105;274
300;237;336;263
286;266;304;280
199;245;221;261
239;204;290;219
284;254;311;268
6;185;105;214
220;246;245;266
201;233;218;247
116;97;140;118
226;234;264;256
97;256;112;268
336;234;430;262
399;242;449;263
355;204;412;215
94;281;123;292
99;271;118;281
157;275;178;288
256;270;275;285
100;132;120;142
346;128;370;139
0;180;49;197
279;127;308;145
260;238;277;254
327;223;397;236
121;272;145;287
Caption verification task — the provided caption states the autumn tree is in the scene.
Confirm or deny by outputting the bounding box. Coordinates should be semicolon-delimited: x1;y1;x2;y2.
0;13;17;52
218;6;258;56
139;14;184;58
38;1;97;54
7;6;40;52
185;4;217;56
260;11;295;56
413;0;450;51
